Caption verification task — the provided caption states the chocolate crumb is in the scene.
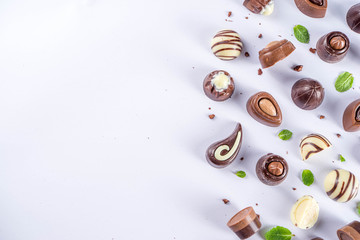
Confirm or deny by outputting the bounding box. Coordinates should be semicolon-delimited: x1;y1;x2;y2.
255;203;258;206
292;188;296;191
286;151;288;154
209;114;215;119
259;23;261;25
258;34;263;38
222;199;230;204
245;17;248;19
258;68;263;75
336;133;341;138
319;115;325;119
208;107;211;110
309;48;317;54
293;65;303;72
228;11;232;17
240;157;244;161
245;52;250;57
278;35;282;37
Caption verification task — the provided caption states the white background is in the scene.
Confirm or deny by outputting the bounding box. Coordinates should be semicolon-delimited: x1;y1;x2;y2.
0;0;360;239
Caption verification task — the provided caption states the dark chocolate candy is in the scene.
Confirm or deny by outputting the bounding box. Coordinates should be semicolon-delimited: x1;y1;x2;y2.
203;70;234;101
316;31;350;63
343;99;360;132
291;78;324;110
294;0;327;18
243;0;274;15
311;238;323;240
256;153;288;186
337;221;360;240
227;207;261;239
206;123;242;168
347;3;360;34
246;92;282;127
259;39;295;68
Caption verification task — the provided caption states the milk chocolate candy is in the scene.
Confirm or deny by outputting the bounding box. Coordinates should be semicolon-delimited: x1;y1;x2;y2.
300;134;331;160
259;40;296;68
294;0;327;18
291;195;319;229
324;169;359;203
343;99;360;132
316;31;350;63
203;70;235;101
347;4;360;34
337;221;360;240
227;207;261;239
291;78;324;110
311;238;323;240
256;153;288;186
246;92;282;127
206;123;242;168
243;0;274;16
211;30;243;61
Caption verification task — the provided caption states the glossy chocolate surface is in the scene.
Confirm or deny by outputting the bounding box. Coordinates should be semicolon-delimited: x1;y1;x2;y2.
243;0;272;15
256;153;288;186
316;31;350;63
347;3;360;34
259;39;295;68
246;92;282;127
343;99;360;132
227;207;261;240
206;123;242;168
291;78;324;110
337;221;360;240
294;0;327;18
211;30;243;61
203;70;235;101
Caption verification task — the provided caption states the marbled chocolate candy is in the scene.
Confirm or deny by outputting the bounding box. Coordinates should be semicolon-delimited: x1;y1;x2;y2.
203;70;235;101
299;134;331;160
211;30;243;61
324;169;359;203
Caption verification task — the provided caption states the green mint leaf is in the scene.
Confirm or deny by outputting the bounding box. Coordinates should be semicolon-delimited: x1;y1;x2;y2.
235;171;246;178
278;130;293;140
302;169;314;186
335;72;354;92
339;154;346;162
293;25;310;43
357;202;360;215
265;226;293;240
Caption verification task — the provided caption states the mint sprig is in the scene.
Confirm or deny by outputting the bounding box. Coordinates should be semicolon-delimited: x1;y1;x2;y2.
293;25;310;43
265;226;293;240
335;72;354;92
302;169;314;186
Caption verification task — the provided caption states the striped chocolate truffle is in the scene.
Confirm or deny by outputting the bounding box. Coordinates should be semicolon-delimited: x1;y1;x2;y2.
211;30;243;61
299;134;331;160
324;169;359;203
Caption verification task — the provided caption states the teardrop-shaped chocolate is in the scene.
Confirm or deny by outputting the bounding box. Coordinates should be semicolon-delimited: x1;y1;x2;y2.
206;123;242;168
246;92;282;127
343;99;360;132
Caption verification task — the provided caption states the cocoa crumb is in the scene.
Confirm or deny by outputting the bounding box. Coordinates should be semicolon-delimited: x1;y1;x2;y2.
336;133;341;138
292;188;296;191
286;151;288;154
240;157;244;161
255;203;258;206
293;65;303;72
208;107;211;110
319;115;325;119
222;199;230;204
245;17;248;19
258;34;263;38
259;23;261;25
209;114;215;119
258;68;263;75
228;11;232;17
309;48;317;54
245;52;250;57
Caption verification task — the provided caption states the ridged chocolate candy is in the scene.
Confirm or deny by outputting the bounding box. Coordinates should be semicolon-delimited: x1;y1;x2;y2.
324;169;359;203
203;70;234;101
343;99;360;132
243;0;274;15
337;221;360;240
256;153;288;186
259;40;296;68
227;207;261;239
211;30;243;61
291;78;324;110
347;4;360;34
294;0;327;18
316;31;350;63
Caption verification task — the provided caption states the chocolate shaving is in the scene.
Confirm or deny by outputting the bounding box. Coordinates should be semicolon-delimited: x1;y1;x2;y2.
258;34;263;38
245;52;250;57
258;68;263;75
293;65;303;72
320;115;325;119
222;199;230;204
309;48;317;54
209;114;215;119
228;11;232;17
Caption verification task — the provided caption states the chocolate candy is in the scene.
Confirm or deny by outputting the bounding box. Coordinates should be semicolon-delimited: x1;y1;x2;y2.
316;31;350;63
291;78;324;110
294;0;327;18
227;207;261;239
243;0;274;16
203;70;235;101
256;153;288;186
337;221;360;240
291;195;319;229
343;99;360;132
211;30;243;61
347;4;360;34
246;92;282;127
206;123;242;168
324;169;359;203
259;40;296;68
300;134;331;160
311;238;323;240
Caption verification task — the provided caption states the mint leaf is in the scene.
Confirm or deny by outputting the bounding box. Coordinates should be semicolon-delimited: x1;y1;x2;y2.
293;25;310;43
278;130;293;140
339;154;346;162
335;72;354;92
357;202;360;215
265;226;293;240
302;169;314;186
235;171;246;178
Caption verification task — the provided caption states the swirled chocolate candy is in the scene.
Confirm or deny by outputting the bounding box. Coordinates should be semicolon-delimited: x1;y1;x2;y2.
259;40;296;68
294;0;327;18
316;31;350;63
211;30;243;61
256;153;288;186
291;78;324;110
203;70;235;101
343;99;360;132
347;4;360;34
243;0;274;16
337;221;360;240
227;207;261;239
324;169;359;203
300;134;331;160
246;92;282;127
206;123;242;168
291;195;319;229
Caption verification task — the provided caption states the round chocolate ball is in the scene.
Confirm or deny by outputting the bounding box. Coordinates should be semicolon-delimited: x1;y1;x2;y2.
256;153;288;186
211;30;243;61
203;70;235;101
347;3;360;34
291;78;324;110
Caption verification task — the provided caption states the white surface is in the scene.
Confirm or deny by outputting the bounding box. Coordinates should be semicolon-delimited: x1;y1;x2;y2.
0;0;360;239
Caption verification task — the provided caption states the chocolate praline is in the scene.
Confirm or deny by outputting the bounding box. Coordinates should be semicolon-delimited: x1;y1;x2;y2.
337;221;360;240
243;0;274;16
203;70;235;101
347;3;360;34
316;31;350;63
256;153;288;186
227;207;261;239
259;39;295;68
291;78;324;110
343;99;360;132
294;0;327;18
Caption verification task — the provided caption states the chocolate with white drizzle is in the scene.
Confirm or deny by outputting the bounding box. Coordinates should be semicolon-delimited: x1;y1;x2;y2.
206;123;242;168
299;134;331;160
243;0;274;16
203;70;235;102
324;169;359;203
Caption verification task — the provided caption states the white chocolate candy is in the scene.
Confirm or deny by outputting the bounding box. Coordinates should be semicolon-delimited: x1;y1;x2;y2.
324;169;359;203
211;30;243;61
291;195;319;229
260;1;274;16
211;72;230;91
299;134;331;160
